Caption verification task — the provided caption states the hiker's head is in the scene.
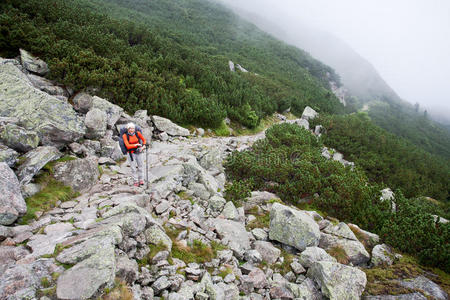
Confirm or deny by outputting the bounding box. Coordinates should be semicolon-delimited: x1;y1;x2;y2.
126;123;135;134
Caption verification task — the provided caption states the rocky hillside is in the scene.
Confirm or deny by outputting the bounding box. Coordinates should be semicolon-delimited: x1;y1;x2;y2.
1;52;449;300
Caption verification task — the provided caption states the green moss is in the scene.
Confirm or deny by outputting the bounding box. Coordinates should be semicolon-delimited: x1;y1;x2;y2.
246;212;270;230
275;249;295;275
137;242;168;268
218;266;233;279
19;172;79;225
326;245;349;265
40;277;51;288
211;240;227;256
172;240;214;264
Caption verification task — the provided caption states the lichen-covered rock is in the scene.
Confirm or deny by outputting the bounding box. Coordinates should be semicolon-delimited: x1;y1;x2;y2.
208;195;226;217
20;183;41;199
0;258;63;300
0;162;27;225
323;222;358;241
222;201;239;220
0;60;85;146
0;144;18;167
244;191;280;212
84;108;107;139
19;49;49;75
295;118;309;130
152;115;190;136
145;225;172;251
363;293;427;299
298;246;337;268
398;276;448;300
52;156;99;193
199;148;223;171
371;244;395;267
0;123;39;152
211;219;250;259
16;146;62;185
319;233;370;266
253;241;280;264
269;203;320;251
92;96;123;129
72;92;93;113
286;278;323;299
307;261;367;300
56;242;116;299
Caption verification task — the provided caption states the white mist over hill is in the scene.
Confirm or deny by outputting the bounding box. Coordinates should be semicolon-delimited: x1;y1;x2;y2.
217;0;450;124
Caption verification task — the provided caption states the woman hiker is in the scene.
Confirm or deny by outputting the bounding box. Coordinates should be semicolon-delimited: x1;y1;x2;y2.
123;122;147;187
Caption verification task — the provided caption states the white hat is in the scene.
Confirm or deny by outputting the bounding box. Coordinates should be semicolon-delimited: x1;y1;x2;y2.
126;122;135;129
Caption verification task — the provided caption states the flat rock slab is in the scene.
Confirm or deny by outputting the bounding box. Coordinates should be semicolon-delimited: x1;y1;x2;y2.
16;146;62;185
398;276;448;300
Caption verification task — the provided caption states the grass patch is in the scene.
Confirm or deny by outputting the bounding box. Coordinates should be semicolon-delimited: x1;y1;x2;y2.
137;242;168;267
348;224;373;251
172;239;214;264
19;171;79;224
211;240;227;255
326;245;349;265
40;277;51;288
246;211;270;230
177;191;193;202
273;248;295;275
37;286;56;298
218;266;233;279
212;120;231;136
102;279;133;300
229;114;280;136
363;254;450;297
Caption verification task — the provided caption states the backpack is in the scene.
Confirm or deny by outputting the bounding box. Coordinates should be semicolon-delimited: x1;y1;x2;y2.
118;125;143;156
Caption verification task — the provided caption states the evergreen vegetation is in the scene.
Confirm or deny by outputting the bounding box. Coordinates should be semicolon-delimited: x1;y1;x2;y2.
225;124;449;271
0;0;343;129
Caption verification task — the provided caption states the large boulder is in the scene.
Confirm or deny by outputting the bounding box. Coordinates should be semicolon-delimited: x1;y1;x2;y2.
52;156;99;193
27;74;69;98
92;96;123;129
151;115;190;136
84;108;107;139
371;244;395;267
0;123;40;152
0;59;85;146
16;146;62;185
301;106;318;120
0;144;19;167
19;49;49;75
0;163;27;225
307;261;367;300
211;219;251;259
269;203;320;251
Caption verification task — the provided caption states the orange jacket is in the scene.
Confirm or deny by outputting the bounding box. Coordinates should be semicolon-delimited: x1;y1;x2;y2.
123;131;146;153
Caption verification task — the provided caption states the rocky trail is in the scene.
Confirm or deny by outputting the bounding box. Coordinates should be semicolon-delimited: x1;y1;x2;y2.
0;51;448;300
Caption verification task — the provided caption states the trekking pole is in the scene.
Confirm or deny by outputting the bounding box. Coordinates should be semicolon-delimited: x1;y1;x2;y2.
146;144;149;190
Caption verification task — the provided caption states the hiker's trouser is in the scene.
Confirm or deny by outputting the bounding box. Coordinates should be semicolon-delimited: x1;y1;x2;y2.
128;151;144;182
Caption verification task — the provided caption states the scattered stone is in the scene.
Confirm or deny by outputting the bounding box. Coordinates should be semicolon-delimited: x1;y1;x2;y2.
251;228;268;241
290;261;306;274
371;244;396;267
298;247;337;268
301;106;318;120
253;241;281;264
212;219;250;259
398;276;448;300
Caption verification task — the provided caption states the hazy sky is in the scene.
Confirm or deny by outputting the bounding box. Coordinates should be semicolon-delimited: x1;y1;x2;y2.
218;0;450;118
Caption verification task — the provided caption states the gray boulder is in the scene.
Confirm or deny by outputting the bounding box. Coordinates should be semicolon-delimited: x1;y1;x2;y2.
0;144;18;167
16;146;62;185
269;203;320;251
363;294;427;300
56;242;116;299
145;225;172;251
253;241;281;264
244;191;280;212
348;223;380;249
92;96;123;129
398;276;448;300
307;261;367;300
323;222;358;241
0;123;40;152
0;163;27;225
19;49;49;75
286;278;323;299
52;156;99;193
319;233;370;266
84;108;107;139
27;74;68;98
0;60;85;146
298;246;337;268
212;219;250;259
295;118;310;130
301;106;318;120
208;195;226;217
72;92;93;113
152;115;190;136
371;244;395;267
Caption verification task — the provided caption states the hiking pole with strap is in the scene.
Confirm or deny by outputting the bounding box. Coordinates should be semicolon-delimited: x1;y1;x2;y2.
146;144;149;190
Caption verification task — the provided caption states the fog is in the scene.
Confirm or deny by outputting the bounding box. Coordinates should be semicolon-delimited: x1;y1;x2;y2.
217;0;450;123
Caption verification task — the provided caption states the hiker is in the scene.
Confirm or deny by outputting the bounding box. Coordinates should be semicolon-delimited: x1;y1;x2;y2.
123;122;147;186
